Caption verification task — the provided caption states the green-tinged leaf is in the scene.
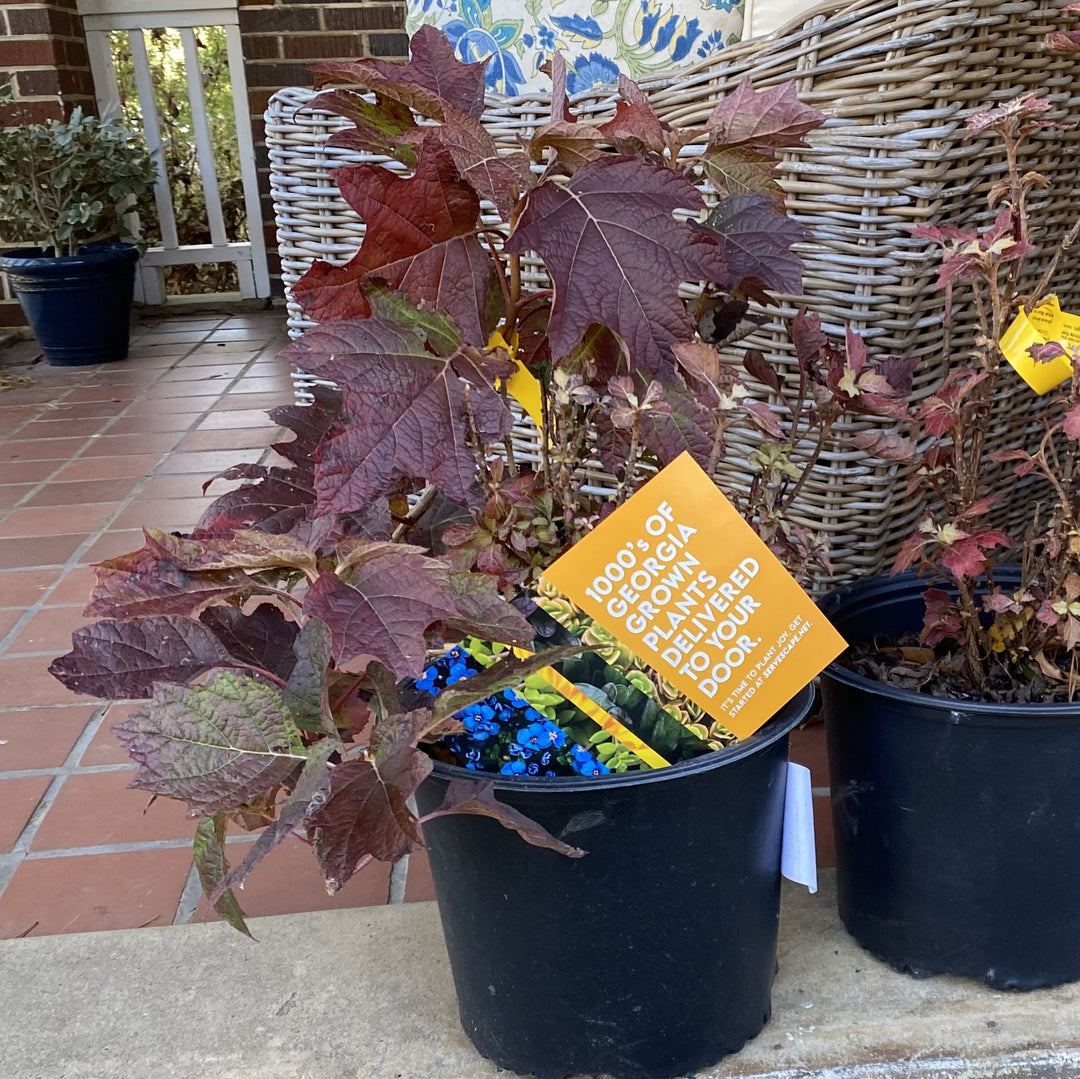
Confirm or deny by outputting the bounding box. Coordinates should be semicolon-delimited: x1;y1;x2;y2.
303;550;458;677
141;527;318;577
702;146;783;201
308;736;432;889
429;643;588;723
422;778;586;857
85;530;253;620
113;671;306;816
209;739;336;905
313;88;420;166
364;282;462;355
49;615;232;699
442;572;534;646
284;617;338;735
193;814;253;938
364;660;406;719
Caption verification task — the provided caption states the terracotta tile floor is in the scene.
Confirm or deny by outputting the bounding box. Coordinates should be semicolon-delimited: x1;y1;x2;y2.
0;307;834;941
0;308;435;940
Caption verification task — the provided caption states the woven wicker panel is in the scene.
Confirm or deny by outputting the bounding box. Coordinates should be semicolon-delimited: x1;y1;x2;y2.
265;0;1079;587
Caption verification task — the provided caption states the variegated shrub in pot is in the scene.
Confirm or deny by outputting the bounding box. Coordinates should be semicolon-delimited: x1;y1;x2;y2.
0;85;154;365
51;28;908;1078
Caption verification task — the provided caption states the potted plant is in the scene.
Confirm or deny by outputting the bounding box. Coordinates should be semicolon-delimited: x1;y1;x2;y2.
819;44;1080;989
0;85;155;365
50;28;907;1078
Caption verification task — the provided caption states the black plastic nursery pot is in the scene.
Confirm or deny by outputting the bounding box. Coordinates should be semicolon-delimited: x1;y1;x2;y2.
414;684;813;1079
0;243;139;366
819;572;1080;990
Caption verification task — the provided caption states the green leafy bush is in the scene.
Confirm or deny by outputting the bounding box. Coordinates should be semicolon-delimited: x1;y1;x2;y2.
0;85;155;258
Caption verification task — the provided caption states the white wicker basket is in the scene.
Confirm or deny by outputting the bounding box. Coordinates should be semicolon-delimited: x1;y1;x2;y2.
265;0;1080;585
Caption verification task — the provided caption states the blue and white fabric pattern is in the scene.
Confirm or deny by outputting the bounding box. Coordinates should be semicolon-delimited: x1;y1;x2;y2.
407;0;745;97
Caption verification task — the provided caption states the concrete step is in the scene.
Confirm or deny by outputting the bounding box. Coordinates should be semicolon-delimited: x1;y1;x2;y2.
2;870;1079;1078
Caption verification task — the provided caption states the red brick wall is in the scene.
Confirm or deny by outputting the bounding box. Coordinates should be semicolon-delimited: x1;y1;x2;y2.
1;0;96;326
0;0;95;123
239;1;408;296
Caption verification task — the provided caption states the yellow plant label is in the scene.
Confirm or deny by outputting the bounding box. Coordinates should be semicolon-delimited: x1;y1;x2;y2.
541;453;847;740
1000;295;1078;394
487;329;545;430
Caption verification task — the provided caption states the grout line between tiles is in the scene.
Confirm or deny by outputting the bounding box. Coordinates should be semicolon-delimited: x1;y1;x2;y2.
0;764;133;780
0;333;290;659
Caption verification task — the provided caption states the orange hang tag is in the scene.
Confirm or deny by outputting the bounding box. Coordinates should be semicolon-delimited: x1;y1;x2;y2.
1000;295;1078;394
487;329;544;430
541;453;847;741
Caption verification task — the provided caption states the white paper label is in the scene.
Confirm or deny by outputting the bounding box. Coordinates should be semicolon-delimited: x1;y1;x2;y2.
781;761;818;893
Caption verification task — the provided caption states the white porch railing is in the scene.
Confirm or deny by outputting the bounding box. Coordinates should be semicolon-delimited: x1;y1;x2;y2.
76;0;270;303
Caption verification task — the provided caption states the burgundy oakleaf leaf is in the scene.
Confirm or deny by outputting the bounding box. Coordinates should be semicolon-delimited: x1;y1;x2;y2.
113;671;306;817
1029;341;1070;364
673;340;721;385
442;572;535;646
284;318;514;513
438;104;533;218
85;532;253;620
422;778;586;858
309;742;432;890
852;431;917;463
742;399;785;439
506;156;730;374
1048;29;1080;51
706;80;826;156
267;386;343;467
302;550;457;677
602;375;715;469
598;97;670;157
527;120;608;173
292;143;498;345
704;193;809;297
311;25;486;120
195;467;315;539
742;347;781;392
49;615;232;699
210;739;336;905
199;604;300;682
939;529;1010;579
144;528;317;576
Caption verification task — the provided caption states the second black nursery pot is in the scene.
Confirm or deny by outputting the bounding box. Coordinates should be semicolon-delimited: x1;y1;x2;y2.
415;684;813;1079
820;572;1080;990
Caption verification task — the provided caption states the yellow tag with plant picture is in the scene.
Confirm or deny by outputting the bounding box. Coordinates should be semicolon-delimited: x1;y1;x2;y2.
542;452;847;740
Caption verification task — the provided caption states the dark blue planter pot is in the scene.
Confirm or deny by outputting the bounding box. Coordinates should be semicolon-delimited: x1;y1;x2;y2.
820;572;1080;990
415;684;814;1079
0;243;138;366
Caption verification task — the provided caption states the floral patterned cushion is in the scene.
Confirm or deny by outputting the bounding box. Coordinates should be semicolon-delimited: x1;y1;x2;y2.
407;0;745;97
